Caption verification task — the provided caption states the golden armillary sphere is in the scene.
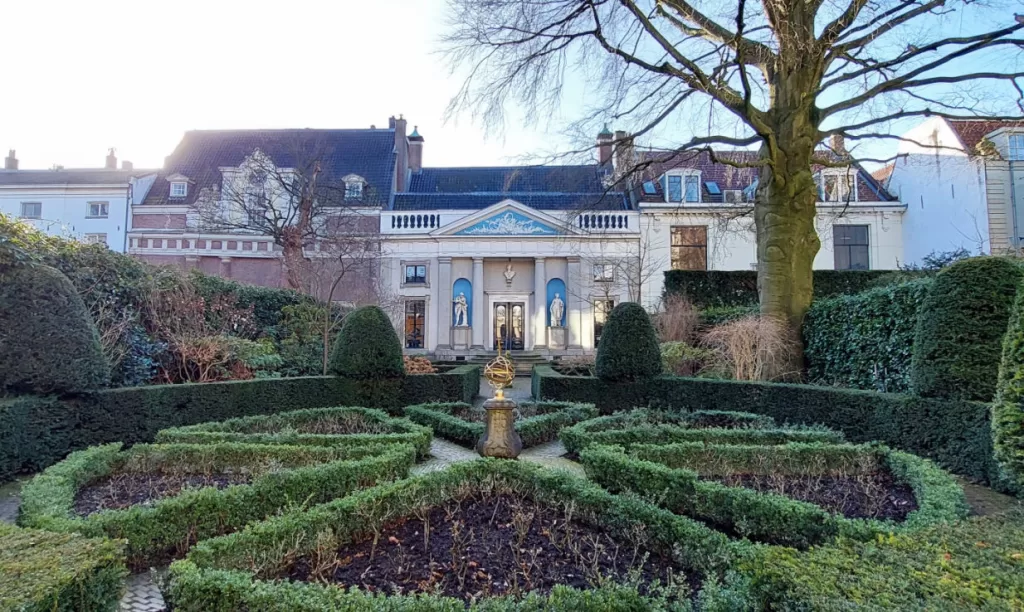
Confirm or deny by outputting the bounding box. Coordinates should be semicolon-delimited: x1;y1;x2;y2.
483;348;515;398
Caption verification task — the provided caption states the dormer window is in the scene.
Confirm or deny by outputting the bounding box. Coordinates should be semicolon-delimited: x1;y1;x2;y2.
816;168;857;202
665;170;701;203
1008;134;1024;161
170;181;188;198
343;174;365;200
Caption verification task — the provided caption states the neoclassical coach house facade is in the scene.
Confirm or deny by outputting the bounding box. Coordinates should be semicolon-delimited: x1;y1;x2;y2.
128;118;901;358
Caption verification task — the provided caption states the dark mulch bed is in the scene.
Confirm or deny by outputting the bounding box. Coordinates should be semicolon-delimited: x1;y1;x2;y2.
708;471;918;521
73;471;253;516
243;415;392;436
288;493;695;603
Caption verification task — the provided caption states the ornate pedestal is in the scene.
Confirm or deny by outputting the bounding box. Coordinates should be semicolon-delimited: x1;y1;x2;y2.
548;326;567;350
451;326;471;350
476;395;523;459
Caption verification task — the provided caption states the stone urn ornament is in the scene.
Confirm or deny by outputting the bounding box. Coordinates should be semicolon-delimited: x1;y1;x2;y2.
477;346;523;458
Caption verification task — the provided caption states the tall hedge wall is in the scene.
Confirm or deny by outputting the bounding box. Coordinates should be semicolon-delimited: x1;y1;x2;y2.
992;280;1024;492
804;278;931;393
532;366;1000;487
663;269;919;307
910;257;1022;402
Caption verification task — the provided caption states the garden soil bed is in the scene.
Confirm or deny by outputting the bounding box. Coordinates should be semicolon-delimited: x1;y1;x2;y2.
74;472;253;516
244;415;392;436
708;472;917;520
288;493;696;603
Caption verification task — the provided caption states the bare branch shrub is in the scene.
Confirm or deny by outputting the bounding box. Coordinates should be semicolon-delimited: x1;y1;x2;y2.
654;295;699;343
703;315;798;381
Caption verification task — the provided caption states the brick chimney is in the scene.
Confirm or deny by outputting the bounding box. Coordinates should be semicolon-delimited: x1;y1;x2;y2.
105;148;117;169
408;126;424;173
597;124;613;166
830;133;846;155
391;115;409;192
121;160;133;171
613;130;635;177
4;149;18;170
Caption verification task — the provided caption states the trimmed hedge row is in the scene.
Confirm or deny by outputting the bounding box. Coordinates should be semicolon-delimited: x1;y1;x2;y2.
804;278;931;393
993;280;1024;492
720;509;1024;610
167;459;742;611
0;523;127;612
582;443;967;549
663;269;916;307
155;407;433;460
1;367;479;483
403;401;598;449
18;442;416;569
532;366;1000;486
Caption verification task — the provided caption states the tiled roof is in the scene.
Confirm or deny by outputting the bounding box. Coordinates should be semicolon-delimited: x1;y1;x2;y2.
872;163;894;187
401;165;628;211
0;168;155;186
392;192;628;211
947;119;1024;154
141;129;396;206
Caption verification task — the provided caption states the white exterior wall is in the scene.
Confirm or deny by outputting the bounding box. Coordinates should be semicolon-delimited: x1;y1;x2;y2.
0;185;132;251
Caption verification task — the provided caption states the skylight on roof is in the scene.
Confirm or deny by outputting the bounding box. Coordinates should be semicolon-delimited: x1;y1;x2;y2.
642;181;657;194
705;181;721;195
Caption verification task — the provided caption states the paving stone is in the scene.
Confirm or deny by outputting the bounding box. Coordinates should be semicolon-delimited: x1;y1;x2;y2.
0;479;22;525
120;572;166;612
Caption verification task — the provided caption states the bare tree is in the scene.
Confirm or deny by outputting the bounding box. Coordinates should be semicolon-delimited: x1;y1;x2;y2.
443;0;1024;369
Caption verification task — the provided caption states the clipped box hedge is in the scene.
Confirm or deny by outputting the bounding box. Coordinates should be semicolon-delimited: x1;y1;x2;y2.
560;409;844;456
166;459;742;611
663;269;917;307
401;364;482;406
582;442;967;549
18;441;416;568
155;406;433;460
0;523;127;612
532;365;1000;487
403;400;597;448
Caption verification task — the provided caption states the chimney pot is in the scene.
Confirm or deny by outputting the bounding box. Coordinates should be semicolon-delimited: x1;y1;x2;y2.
393;116;409;191
4;149;17;170
830;133;846;155
597;125;613;165
408;126;424;173
105;148;117;170
122;160;133;171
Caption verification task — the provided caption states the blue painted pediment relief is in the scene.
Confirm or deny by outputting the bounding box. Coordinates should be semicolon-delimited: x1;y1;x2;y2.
455;210;558;236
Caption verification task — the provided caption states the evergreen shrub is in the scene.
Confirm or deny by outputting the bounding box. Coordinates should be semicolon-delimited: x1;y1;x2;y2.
594;302;663;381
328;305;405;383
992;280;1024;492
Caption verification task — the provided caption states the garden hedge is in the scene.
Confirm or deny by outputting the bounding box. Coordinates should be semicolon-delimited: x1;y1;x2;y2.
533;366;1000;486
992;280;1024;492
155;406;433;460
663;269;917;307
0;523;127;612
328;305;405;379
0;264;110;395
717;509;1024;610
910;256;1023;402
18;442;415;568
581;443;967;548
403;401;598;448
190;269;314;330
594;302;663;381
166;459;742;611
804;278;931;393
1;367;478;482
560;409;844;456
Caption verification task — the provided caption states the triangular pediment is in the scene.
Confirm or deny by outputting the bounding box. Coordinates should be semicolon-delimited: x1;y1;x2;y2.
432;199;577;237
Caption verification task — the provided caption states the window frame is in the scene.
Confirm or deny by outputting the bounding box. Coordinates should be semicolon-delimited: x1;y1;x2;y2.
345;180;364;200
833;224;870;270
593;263;615;282
404;299;426;349
170;181;188;198
817;168;858;203
670;225;709;271
403;262;428;286
664;170;701;204
593;298;616;346
84;233;108;245
20;202;42;219
86;201;109;218
1008;134;1024;161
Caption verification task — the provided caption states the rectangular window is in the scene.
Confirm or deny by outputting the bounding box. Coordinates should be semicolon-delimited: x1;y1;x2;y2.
593;263;614;282
87;201;109;218
671;226;708;270
20;202;41;219
833;225;870;270
1009;134;1024;161
404;264;427;284
345;182;363;199
84;233;107;245
684;175;700;202
594;299;615;347
170;182;188;198
820;171;854;202
666;175;682;202
404;300;425;349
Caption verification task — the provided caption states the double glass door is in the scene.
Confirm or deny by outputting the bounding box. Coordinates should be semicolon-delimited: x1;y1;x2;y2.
493;302;525;350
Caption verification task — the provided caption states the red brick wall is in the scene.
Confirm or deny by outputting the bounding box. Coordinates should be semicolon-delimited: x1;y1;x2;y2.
132;213;187;230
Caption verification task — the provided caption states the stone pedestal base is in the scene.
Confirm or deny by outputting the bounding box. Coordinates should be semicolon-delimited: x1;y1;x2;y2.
548;326;567;350
452;326;471;350
476;396;523;459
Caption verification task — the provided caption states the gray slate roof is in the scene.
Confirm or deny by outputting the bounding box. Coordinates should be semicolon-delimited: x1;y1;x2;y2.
0;169;154;186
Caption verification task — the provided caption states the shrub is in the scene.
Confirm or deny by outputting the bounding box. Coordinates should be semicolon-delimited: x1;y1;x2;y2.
992;280;1024;492
190;269;313;331
399;363;481;407
910;256;1022;401
532;366;1001;486
595;302;663;381
0;523;127;612
703;315;796;381
0;264;110;395
698;305;758;328
716;510;1024;610
328;305;404;379
18;442;415;568
166;459;740;611
804;278;931;393
660;341;722;377
654;294;700;342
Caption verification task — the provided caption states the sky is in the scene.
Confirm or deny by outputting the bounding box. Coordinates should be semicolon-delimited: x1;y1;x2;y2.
1;0;1019;172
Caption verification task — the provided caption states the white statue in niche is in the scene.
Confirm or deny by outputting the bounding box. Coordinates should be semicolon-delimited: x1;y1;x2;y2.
549;292;565;327
453;292;469;327
503;263;516;286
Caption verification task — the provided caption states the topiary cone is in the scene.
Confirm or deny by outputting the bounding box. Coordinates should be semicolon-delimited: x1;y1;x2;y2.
0;264;110;395
328;305;405;379
595;302;663;382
